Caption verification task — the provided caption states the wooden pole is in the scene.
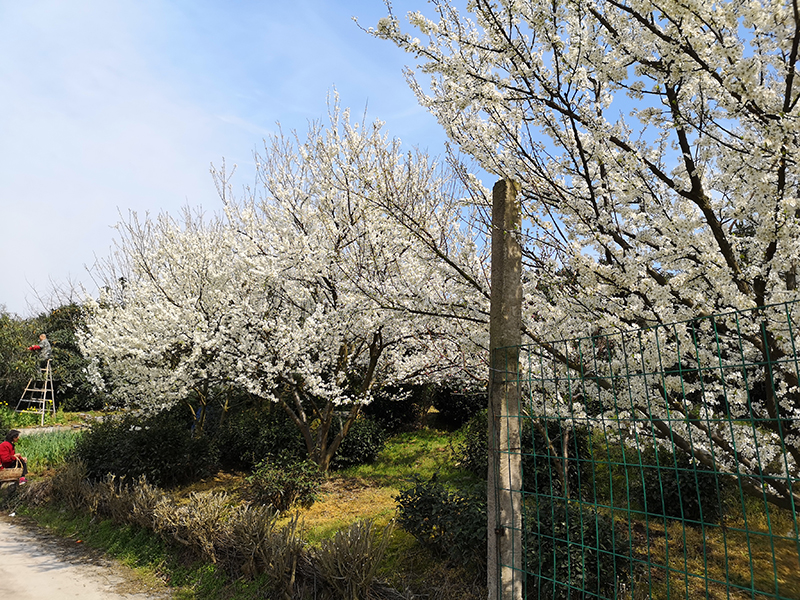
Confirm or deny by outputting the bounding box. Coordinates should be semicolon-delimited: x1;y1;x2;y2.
487;179;523;600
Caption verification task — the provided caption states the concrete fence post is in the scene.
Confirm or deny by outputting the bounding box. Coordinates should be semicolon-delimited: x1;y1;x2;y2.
487;179;523;600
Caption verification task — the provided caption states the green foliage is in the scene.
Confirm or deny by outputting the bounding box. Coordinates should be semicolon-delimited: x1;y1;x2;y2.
314;519;394;600
453;411;591;497
72;408;217;487
330;416;387;470
44;303;101;411
452;409;489;477
395;477;487;573
246;457;323;511
213;403;305;470
525;498;628;600
0;310;38;406
636;445;733;524
16;429;81;471
363;384;431;433
0;304;102;411
432;386;486;428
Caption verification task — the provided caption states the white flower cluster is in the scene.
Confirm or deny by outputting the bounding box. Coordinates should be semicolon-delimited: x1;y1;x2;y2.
373;0;800;508
80;101;491;465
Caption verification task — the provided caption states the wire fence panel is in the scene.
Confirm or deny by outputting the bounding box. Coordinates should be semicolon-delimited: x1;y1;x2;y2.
503;301;800;599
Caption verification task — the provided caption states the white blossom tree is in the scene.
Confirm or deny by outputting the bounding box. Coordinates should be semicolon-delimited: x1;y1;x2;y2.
82;104;489;471
372;0;800;509
81;209;258;432
218;103;489;470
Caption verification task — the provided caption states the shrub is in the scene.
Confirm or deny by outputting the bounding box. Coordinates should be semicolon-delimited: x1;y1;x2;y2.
226;507;305;584
214;403;305;470
432;386;486;428
395;477;487;573
330;416;387;470
454;411;591;498
525;498;628;600
363;385;430;433
314;519;394;600
152;491;234;564
246;457;323;511
635;445;733;524
72;408;217;487
452;410;489;478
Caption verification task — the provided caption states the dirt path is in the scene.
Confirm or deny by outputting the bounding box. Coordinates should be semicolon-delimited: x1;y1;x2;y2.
0;515;173;600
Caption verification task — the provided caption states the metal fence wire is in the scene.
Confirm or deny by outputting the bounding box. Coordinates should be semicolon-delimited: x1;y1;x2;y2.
501;300;800;599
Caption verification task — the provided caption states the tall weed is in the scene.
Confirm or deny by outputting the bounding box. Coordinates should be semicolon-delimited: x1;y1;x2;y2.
314;519;394;600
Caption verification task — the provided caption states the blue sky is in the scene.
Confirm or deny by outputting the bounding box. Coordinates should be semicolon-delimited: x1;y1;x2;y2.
0;0;452;317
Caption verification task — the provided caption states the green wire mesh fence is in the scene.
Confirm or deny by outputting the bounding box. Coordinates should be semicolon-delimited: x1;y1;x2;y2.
500;300;800;599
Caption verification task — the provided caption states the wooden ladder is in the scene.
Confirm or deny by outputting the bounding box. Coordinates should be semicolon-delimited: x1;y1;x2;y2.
16;360;56;425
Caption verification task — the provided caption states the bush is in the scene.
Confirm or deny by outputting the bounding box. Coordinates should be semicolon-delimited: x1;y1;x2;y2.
453;411;591;498
525;498;628;600
432;387;486;428
72;408;217;487
246;457;323;511
152;491;234;564
330;416;387;470
452;410;489;477
214;403;305;470
363;385;430;433
395;477;487;573
636;445;732;524
314;519;394;600
226;507;304;587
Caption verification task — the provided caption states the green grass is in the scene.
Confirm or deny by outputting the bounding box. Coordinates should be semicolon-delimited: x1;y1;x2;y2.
338;428;481;488
15;429;82;472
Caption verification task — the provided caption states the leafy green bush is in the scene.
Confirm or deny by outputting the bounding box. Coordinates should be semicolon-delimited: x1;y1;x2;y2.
454;412;591;498
246;457;323;510
635;445;732;524
214;403;305;470
330;416;387;470
432;386;486;428
72;408;217;487
363;385;430;433
452;410;489;477
525;498;628;600
395;477;487;573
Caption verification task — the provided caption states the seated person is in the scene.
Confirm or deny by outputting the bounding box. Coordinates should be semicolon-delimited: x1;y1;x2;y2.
0;430;28;484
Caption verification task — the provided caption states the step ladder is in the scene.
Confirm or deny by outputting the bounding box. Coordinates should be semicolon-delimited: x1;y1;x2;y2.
16;360;56;425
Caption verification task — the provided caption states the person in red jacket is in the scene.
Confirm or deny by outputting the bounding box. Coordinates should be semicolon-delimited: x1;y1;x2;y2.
0;429;27;484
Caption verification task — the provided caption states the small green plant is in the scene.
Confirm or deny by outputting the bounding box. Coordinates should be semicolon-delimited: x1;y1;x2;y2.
330;416;387;470
72;408;217;487
314;519;394;600
395;477;487;573
16;429;81;472
246;457;323;511
525;498;628;600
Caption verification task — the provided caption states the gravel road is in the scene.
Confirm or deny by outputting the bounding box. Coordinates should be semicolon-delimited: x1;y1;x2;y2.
0;515;173;600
